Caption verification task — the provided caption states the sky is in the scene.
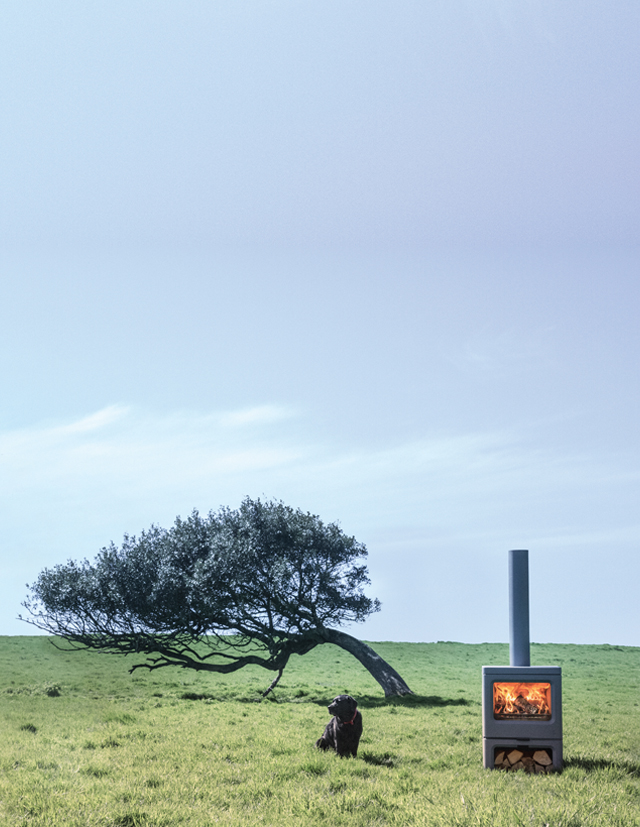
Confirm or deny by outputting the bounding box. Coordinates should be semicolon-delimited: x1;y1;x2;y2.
1;1;639;649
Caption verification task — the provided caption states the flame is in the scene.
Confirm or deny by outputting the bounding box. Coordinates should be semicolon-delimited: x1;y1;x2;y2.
493;682;551;719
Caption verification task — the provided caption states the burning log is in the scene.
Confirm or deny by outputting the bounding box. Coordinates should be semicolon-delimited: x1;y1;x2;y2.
493;682;551;719
514;696;541;715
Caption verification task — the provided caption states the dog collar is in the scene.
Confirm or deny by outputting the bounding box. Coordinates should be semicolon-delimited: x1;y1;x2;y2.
342;709;358;725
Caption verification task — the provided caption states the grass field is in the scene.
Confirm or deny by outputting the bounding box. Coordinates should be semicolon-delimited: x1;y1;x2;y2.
1;636;638;826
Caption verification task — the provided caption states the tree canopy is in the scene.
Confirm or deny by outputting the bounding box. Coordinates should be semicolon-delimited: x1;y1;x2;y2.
22;498;412;696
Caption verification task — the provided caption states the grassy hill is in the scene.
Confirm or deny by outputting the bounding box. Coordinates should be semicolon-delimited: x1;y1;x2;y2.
1;636;638;826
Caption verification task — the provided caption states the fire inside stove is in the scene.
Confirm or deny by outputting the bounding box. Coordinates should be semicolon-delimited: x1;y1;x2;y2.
493;682;552;720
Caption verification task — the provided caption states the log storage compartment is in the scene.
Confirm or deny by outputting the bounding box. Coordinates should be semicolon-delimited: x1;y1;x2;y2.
494;747;554;773
482;550;563;772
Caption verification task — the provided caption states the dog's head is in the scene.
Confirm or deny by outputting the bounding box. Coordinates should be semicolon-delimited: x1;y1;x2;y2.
328;694;358;722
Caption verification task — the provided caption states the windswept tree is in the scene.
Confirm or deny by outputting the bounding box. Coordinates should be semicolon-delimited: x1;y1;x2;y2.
22;498;412;697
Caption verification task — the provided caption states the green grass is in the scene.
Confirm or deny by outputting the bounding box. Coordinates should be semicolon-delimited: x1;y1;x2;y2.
0;636;638;826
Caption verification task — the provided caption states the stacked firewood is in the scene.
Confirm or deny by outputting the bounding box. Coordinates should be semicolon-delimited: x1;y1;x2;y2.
494;747;554;773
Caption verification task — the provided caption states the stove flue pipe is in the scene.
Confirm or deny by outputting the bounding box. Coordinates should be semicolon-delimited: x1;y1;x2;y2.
509;549;530;667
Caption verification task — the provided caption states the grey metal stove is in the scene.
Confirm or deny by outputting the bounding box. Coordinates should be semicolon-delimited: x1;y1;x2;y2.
482;550;563;772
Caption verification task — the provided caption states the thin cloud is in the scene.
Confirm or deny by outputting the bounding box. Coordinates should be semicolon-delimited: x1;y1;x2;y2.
217;404;296;428
1;405;637;549
454;326;557;377
52;405;129;435
0;405;304;495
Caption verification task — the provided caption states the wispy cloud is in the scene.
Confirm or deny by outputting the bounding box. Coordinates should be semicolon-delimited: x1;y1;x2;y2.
453;326;557;377
217;404;296;428
0;405;303;497
51;405;129;436
2;405;636;541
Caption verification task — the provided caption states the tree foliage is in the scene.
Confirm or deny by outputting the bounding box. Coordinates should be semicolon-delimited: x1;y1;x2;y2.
22;498;412;696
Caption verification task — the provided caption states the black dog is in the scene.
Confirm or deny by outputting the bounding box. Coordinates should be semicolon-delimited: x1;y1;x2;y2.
315;694;363;757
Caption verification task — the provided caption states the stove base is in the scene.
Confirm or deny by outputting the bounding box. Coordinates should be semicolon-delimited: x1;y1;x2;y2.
483;737;563;772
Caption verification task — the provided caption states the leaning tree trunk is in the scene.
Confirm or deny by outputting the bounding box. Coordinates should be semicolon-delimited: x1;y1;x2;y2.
316;627;413;697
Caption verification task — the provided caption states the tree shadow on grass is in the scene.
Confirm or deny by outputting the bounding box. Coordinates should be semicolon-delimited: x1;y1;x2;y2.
564;756;640;777
180;691;215;701
308;694;475;709
176;690;476;707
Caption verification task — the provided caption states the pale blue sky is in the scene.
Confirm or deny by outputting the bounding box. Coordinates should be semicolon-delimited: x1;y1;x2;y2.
1;2;638;646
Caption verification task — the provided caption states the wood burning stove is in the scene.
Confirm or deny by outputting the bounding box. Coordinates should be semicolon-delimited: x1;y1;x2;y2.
482;550;563;772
